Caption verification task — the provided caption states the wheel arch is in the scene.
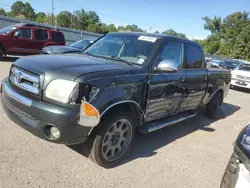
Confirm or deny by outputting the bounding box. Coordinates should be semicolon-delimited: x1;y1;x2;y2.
100;101;145;124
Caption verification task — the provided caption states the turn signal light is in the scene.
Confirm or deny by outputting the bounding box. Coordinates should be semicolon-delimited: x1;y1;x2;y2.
82;102;99;117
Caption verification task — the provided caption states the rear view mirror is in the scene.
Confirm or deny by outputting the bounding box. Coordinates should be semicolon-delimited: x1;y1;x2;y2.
155;59;178;72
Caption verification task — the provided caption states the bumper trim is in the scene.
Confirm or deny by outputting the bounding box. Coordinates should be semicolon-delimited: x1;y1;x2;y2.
2;82;32;107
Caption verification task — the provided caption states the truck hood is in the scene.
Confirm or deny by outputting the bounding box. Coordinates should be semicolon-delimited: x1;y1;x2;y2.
14;54;133;81
42;45;81;54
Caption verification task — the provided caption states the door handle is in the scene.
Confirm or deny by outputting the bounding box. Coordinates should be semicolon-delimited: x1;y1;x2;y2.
178;77;185;81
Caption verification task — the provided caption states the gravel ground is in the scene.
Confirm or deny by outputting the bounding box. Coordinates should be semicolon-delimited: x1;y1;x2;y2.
0;57;250;188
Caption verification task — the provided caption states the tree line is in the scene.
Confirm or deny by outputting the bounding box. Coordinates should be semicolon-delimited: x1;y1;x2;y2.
0;1;188;37
195;11;250;61
0;1;249;60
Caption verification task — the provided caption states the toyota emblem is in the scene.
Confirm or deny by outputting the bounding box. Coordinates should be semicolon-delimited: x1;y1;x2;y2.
16;72;22;83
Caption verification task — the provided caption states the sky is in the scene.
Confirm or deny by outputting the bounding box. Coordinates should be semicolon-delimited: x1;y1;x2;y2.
1;0;250;39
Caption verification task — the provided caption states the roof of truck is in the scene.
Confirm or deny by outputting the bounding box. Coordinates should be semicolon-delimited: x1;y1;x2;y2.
110;31;202;48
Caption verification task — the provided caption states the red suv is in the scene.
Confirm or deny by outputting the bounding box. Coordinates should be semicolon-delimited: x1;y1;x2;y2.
0;23;65;59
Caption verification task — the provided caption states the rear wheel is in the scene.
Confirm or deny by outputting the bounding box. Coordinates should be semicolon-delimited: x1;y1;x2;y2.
206;92;222;118
86;111;135;168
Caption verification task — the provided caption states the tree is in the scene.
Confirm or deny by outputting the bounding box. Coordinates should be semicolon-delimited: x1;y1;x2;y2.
117;26;125;31
86;11;100;25
154;31;160;34
45;14;56;25
0;8;7;16
202;16;222;34
57;11;75;28
10;1;35;20
10;1;25;17
35;12;46;23
107;24;117;32
23;2;35;20
232;24;250;60
125;24;144;32
161;29;187;39
74;9;88;30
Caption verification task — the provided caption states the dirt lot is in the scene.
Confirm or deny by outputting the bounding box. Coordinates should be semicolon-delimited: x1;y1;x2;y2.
0;57;250;188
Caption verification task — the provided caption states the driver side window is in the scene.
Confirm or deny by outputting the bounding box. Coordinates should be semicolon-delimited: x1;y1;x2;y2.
14;28;31;39
158;42;183;68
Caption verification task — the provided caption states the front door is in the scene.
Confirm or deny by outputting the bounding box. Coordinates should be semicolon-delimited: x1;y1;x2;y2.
29;29;50;53
10;28;32;54
146;41;188;122
182;44;207;110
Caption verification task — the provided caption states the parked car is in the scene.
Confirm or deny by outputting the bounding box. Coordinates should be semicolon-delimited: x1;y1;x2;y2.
220;60;240;70
0;23;65;59
0;32;231;168
210;59;223;68
231;63;250;89
41;39;95;54
221;124;250;188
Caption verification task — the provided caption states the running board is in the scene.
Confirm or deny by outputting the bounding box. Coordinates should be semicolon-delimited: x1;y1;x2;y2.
138;112;197;134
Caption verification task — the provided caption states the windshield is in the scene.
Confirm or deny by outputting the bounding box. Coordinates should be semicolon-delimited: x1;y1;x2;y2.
70;40;92;49
84;34;158;65
0;25;17;35
237;63;250;71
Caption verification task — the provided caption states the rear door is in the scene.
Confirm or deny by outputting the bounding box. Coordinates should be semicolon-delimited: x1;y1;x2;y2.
9;28;32;54
146;40;188;122
182;44;208;110
30;29;49;53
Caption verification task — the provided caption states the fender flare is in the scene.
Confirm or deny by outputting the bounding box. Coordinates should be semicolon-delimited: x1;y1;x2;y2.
100;100;146;119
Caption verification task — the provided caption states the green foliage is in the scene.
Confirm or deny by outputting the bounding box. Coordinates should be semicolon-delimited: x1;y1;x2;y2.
35;12;46;23
161;29;187;39
200;11;250;61
0;8;7;16
202;16;222;34
10;1;35;20
57;11;74;28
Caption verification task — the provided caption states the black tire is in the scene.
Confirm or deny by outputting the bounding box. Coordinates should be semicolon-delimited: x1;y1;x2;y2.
0;46;4;60
206;92;222;118
87;111;136;168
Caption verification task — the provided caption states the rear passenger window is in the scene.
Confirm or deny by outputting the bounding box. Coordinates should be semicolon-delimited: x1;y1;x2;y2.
35;30;48;40
158;42;183;66
184;44;203;69
52;32;64;42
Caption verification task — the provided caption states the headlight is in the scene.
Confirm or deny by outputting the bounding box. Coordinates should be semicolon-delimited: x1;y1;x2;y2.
237;124;250;158
45;79;79;103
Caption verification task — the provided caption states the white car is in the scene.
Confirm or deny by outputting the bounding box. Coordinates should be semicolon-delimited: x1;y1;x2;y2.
231;63;250;89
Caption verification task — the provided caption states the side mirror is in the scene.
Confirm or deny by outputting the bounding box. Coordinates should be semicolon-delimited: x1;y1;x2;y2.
155;59;178;72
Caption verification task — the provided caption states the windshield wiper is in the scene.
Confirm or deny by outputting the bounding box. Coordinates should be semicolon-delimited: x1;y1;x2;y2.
110;56;133;66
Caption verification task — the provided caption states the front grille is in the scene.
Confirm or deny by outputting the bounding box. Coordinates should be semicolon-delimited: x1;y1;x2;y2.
236;75;250;80
9;66;40;95
3;93;39;124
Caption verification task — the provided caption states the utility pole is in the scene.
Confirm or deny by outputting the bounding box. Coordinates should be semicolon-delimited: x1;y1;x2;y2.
52;0;54;25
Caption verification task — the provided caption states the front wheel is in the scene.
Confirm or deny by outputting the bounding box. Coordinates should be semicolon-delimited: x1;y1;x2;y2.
88;112;135;168
206;92;222;118
0;46;4;60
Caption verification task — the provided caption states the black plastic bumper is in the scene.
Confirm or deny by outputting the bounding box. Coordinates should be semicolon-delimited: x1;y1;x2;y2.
1;78;92;145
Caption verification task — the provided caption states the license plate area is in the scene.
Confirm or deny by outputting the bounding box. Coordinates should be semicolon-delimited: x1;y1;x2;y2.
236;81;247;86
